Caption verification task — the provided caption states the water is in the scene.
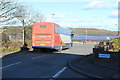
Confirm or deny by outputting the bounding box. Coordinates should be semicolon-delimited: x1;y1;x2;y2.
73;35;118;40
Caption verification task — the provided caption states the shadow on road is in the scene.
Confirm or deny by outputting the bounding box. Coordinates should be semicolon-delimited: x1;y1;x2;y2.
2;49;83;59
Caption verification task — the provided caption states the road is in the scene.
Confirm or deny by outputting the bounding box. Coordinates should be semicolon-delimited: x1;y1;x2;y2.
1;43;95;79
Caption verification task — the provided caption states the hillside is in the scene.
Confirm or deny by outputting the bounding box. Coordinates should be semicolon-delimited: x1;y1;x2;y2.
0;26;118;36
67;27;118;36
1;26;22;34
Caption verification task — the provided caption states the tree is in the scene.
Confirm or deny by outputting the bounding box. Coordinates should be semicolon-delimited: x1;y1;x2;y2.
24;9;46;26
2;28;10;48
110;38;120;52
0;0;25;24
0;0;46;49
23;10;46;48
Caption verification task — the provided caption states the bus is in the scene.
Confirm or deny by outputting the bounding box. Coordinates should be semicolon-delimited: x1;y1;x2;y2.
32;22;74;51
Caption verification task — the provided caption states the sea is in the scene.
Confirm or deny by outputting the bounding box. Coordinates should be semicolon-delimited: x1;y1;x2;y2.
73;35;119;40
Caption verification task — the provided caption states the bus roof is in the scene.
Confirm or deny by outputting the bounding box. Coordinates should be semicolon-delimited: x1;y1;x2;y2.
33;22;72;32
33;22;60;26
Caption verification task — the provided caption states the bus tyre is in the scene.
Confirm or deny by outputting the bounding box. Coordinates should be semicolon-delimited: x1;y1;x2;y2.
33;48;37;52
67;44;71;49
40;49;46;52
68;45;71;49
33;48;41;52
58;44;62;52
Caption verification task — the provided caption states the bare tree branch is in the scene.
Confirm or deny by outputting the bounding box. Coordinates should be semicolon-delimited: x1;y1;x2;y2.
0;0;26;24
24;9;46;26
0;0;46;26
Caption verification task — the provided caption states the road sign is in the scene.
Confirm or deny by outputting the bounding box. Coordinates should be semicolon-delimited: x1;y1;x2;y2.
99;54;110;58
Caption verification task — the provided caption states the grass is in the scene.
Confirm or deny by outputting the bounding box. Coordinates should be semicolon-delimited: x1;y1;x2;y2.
1;48;21;54
0;45;32;54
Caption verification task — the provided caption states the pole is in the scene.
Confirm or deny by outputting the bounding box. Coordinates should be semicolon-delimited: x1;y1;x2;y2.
21;19;29;51
22;19;25;46
86;27;87;43
115;24;120;37
115;24;119;37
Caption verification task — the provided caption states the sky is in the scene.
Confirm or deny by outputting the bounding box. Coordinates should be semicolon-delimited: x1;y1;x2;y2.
16;0;119;31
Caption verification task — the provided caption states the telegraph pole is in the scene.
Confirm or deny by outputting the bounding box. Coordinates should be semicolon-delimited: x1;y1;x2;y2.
21;19;29;51
85;27;88;43
22;19;25;46
117;24;120;37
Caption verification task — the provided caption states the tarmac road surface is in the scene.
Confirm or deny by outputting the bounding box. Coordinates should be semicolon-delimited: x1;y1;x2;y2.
1;43;95;78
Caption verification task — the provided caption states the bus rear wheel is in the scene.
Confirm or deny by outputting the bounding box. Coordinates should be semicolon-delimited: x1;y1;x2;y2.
58;43;62;52
33;48;41;52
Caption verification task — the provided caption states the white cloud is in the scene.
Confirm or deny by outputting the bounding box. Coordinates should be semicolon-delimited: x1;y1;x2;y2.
84;1;104;9
46;12;68;22
16;0;118;2
62;18;80;22
50;12;68;19
46;18;62;22
46;18;54;22
46;18;118;31
111;10;118;16
46;18;79;23
16;0;84;2
109;10;119;18
72;18;79;22
83;1;118;9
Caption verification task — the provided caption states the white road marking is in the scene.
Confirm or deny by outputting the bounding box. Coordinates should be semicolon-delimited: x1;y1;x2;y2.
0;62;21;69
51;67;67;79
32;55;49;59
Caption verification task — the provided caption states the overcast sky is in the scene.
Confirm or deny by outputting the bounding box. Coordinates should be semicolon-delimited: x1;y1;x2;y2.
16;0;119;31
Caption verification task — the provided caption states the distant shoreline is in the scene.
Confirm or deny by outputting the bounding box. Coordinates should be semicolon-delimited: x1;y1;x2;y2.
73;35;118;41
67;27;118;36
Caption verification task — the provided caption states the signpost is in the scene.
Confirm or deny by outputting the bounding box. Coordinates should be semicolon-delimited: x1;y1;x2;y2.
99;54;110;58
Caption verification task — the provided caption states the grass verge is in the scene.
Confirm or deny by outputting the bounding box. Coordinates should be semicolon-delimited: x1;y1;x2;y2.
1;48;21;54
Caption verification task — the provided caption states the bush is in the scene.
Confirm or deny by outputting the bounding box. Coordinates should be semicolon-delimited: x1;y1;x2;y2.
1;26;32;50
9;41;22;49
2;30;11;48
110;38;120;52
